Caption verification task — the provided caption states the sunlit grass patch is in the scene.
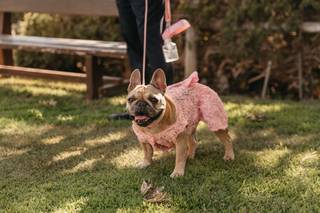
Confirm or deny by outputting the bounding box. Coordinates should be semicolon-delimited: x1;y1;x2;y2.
111;148;141;168
41;135;65;145
225;101;285;118
300;151;319;167
62;157;103;174
52;149;85;162
0;147;31;160
254;148;291;169
53;197;88;213
0;77;85;94
83;130;128;147
107;95;127;106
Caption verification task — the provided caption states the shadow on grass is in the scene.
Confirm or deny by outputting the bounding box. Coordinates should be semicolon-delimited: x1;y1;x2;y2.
0;80;320;211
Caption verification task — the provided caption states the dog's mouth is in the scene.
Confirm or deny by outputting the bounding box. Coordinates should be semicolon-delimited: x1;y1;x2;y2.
133;110;163;127
134;115;150;125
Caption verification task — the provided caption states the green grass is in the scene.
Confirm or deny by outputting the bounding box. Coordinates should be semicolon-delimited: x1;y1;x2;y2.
0;77;319;212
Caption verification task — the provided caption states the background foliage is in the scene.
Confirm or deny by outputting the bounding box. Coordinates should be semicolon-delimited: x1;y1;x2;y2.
12;0;320;98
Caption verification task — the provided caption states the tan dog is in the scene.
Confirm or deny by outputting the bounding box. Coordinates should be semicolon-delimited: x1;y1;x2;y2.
127;69;234;178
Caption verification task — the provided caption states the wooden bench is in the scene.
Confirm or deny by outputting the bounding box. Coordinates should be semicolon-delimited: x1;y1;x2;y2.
0;0;129;100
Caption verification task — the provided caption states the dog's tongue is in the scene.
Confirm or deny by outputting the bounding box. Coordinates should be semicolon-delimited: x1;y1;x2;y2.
135;115;149;121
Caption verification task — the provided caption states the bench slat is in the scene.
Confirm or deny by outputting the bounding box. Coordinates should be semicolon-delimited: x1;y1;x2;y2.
0;0;119;16
0;35;127;57
0;64;125;83
0;64;86;82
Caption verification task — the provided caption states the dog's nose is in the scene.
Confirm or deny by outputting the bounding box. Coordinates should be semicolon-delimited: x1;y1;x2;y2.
135;101;148;115
136;100;148;108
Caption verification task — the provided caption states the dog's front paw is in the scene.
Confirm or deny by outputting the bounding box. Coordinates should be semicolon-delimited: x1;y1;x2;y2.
136;160;152;169
170;170;185;178
223;151;235;161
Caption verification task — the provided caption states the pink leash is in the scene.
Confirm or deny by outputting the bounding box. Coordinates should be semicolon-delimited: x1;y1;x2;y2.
142;0;148;85
164;0;171;27
142;0;170;84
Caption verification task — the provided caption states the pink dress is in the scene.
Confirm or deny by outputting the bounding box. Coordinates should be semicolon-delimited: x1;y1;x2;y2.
132;72;228;151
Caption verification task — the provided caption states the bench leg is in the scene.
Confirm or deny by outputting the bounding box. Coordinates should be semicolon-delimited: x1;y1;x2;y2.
85;55;102;100
0;50;13;65
0;12;13;69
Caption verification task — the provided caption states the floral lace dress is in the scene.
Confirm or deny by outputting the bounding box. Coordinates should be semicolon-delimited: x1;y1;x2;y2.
132;72;228;151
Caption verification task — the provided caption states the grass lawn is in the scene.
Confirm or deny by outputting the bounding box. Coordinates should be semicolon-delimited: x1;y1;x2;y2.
0;77;319;212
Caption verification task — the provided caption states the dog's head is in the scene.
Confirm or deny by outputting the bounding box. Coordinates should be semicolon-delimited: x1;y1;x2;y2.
126;69;167;127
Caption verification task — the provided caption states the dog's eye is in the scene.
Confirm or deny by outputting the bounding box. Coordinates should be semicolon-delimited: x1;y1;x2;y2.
149;97;158;103
128;97;136;103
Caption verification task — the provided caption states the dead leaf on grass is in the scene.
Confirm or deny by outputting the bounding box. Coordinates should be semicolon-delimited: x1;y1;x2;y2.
140;180;168;203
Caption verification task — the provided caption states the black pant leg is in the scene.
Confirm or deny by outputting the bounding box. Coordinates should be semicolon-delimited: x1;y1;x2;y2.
130;0;173;85
116;0;143;71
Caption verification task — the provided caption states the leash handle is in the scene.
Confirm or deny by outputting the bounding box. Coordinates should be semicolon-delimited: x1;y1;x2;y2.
164;0;171;25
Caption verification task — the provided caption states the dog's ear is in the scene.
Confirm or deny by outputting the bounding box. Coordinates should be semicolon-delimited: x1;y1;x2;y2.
128;69;141;92
150;69;167;93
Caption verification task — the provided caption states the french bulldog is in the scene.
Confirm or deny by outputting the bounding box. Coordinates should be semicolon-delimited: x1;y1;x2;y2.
127;69;234;178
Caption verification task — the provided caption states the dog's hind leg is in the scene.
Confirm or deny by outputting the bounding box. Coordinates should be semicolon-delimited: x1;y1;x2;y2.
187;134;197;159
215;129;234;161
